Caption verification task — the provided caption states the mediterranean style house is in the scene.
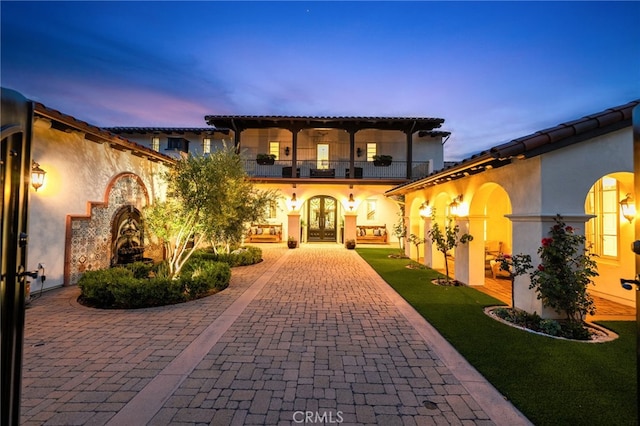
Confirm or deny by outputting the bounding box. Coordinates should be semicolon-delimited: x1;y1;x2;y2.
387;100;639;313
3;86;638;316
107;117;450;248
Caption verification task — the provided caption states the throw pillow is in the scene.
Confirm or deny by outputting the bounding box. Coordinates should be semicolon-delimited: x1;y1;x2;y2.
256;228;263;235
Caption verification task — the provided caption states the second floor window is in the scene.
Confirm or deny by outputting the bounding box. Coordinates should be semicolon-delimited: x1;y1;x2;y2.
167;137;189;153
151;137;160;151
367;143;377;161
203;138;211;154
269;141;280;160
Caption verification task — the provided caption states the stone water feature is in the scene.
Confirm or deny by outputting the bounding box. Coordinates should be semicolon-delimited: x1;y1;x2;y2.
111;206;145;265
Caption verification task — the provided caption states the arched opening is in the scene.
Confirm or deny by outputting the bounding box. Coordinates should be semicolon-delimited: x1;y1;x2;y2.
584;172;635;308
468;183;512;299
408;196;428;262
307;195;337;242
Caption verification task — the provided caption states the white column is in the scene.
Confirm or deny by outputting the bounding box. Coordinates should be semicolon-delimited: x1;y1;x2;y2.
422;217;434;268
404;215;411;258
507;213;593;318
466;215;486;286
287;212;301;244
454;217;470;285
344;212;357;247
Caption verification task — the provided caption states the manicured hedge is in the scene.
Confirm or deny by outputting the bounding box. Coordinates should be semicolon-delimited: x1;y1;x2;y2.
190;245;263;267
78;260;230;309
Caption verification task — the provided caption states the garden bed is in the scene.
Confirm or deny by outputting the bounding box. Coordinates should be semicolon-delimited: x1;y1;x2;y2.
484;306;617;342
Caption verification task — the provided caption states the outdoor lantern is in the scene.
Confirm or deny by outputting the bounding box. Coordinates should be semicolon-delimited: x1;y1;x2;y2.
31;160;46;191
348;193;355;211
619;193;636;223
285;146;290;156
449;194;465;217
356;147;363;157
419;201;432;218
290;193;297;210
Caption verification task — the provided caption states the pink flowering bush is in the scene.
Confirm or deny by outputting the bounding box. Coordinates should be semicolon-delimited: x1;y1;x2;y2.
529;215;598;322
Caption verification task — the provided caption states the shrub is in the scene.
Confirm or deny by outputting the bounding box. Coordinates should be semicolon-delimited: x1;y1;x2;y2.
78;258;230;309
109;276;149;308
180;260;231;297
121;261;154;279
78;268;134;306
529;215;597;322
190;246;262;267
539;319;561;336
560;320;592;341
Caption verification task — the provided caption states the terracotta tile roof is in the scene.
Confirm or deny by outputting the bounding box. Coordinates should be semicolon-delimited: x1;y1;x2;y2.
490;99;639;159
204;115;445;132
387;99;639;195
33;103;176;164
105;127;229;135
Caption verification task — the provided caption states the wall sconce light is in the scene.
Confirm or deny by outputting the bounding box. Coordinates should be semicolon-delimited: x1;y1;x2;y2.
419;201;432;218
348;193;355;211
31;160;46;191
449;194;465;217
290;193;297;211
285;146;290;156
620;193;636;223
356;148;362;158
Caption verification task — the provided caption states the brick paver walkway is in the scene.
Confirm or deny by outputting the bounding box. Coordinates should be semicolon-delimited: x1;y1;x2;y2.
20;245;530;425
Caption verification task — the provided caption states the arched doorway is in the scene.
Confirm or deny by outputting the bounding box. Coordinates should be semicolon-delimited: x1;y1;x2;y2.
584;172;635;308
469;183;512;289
307;195;337;242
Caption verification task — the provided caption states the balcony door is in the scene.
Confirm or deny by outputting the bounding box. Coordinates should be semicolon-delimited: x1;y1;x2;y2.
307;196;336;242
317;143;329;169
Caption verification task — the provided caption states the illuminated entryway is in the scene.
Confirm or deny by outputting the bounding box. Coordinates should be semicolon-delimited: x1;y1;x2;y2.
307;196;337;242
468;183;512;287
584;172;635;306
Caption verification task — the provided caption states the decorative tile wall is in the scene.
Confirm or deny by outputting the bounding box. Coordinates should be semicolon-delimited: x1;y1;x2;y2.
67;173;149;285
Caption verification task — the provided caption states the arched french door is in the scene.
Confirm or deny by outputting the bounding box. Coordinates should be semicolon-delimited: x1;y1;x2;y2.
307;196;337;242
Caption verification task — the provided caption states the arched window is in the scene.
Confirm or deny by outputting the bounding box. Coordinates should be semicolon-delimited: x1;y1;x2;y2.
585;176;619;258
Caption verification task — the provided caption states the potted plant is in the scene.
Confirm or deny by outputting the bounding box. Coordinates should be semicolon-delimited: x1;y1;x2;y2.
373;154;392;167
345;239;356;249
256;153;276;165
287;236;298;249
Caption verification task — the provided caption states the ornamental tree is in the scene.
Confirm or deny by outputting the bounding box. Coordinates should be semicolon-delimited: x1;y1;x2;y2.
499;253;533;308
529;215;597;322
144;144;279;279
392;208;407;250
407;233;426;263
426;209;473;285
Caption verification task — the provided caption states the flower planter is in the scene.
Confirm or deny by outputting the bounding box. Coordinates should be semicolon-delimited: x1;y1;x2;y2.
256;158;275;165
373;160;391;167
287;241;298;249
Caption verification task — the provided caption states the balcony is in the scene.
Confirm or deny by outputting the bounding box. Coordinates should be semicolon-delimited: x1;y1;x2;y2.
243;160;431;181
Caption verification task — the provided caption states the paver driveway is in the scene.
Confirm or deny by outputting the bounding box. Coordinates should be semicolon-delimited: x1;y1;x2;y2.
20;245;530;425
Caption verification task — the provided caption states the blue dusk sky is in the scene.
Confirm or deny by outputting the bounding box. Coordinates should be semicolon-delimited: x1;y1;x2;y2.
2;1;639;160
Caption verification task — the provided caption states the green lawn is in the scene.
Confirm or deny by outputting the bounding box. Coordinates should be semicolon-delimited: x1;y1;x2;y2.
357;247;637;426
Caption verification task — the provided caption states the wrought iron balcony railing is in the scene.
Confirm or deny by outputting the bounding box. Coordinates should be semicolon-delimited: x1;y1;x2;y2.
244;160;431;180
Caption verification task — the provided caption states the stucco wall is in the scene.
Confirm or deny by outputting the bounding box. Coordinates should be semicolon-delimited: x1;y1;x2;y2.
28;121;170;290
253;182;401;245
401;125;635;309
541;128;632;214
